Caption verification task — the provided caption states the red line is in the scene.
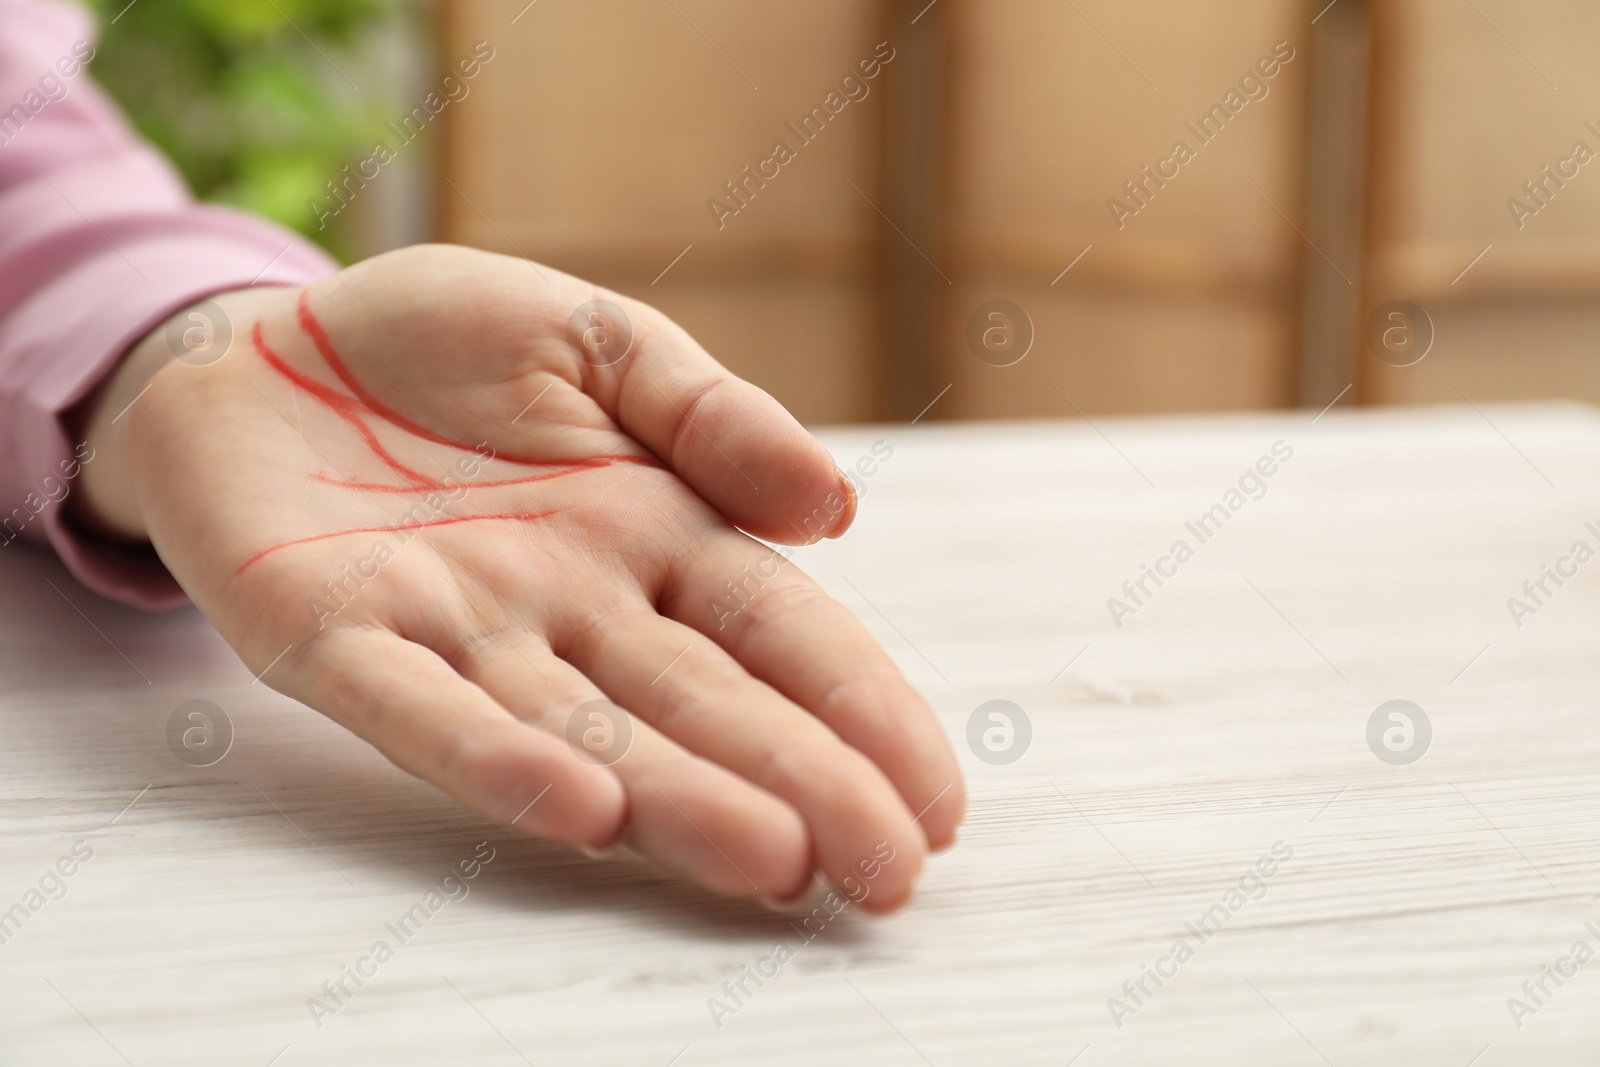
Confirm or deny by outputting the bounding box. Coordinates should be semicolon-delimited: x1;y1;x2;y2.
234;510;558;575
242;304;670;580
252;322;435;487
308;467;603;492
294;291;658;473
251;322;362;415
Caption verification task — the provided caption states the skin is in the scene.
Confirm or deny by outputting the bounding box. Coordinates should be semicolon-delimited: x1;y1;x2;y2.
69;244;965;913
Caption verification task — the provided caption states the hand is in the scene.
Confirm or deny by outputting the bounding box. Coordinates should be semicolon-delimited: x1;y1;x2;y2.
73;244;965;911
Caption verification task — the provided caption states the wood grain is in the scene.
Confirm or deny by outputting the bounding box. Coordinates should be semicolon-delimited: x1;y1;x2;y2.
3;406;1600;1064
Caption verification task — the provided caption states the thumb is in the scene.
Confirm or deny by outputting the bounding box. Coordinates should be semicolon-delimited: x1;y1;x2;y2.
590;298;858;545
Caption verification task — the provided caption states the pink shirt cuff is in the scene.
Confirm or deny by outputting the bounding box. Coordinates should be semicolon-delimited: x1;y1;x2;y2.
0;171;335;607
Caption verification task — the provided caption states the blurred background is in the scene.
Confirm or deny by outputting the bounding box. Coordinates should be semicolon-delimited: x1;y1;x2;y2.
89;0;1600;425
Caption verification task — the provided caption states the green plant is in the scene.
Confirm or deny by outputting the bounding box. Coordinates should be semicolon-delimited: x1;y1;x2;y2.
81;0;406;260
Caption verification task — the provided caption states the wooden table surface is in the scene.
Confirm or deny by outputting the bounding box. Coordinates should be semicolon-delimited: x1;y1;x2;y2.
5;403;1600;1066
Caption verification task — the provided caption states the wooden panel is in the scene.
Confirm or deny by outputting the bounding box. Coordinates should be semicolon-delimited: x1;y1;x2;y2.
438;0;1315;424
438;0;892;424
1362;0;1600;404
948;0;1312;286
948;279;1293;418
941;0;1312;419
645;280;880;425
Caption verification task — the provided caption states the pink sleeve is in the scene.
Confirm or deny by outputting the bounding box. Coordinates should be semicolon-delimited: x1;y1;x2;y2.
0;0;339;607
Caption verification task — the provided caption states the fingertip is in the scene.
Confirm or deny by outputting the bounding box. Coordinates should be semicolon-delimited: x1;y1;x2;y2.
916;779;967;852
571;765;630;850
824;467;858;539
566;767;627;851
665;381;846;546
757;873;820;913
489;745;627;851
828;825;926;916
721;795;813;900
624;759;813;900
854;864;920;915
852;817;936;914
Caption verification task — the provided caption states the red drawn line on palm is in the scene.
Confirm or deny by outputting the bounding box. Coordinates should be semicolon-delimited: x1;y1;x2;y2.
233;511;558;575
305;470;598;492
293;291;653;479
251;296;655;493
252;321;438;486
240;294;649;571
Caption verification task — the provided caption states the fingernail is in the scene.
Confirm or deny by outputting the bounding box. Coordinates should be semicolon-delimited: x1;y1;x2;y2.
577;843;617;860
826;467;858;539
757;891;809;914
758;876;817;912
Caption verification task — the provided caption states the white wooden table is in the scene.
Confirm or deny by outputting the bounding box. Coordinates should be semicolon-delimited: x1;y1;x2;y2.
4;404;1600;1066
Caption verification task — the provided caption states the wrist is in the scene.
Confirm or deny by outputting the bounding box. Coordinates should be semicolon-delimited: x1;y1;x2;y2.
68;286;301;541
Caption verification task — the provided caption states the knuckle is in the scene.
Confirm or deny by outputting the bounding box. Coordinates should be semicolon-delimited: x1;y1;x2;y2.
727;580;828;656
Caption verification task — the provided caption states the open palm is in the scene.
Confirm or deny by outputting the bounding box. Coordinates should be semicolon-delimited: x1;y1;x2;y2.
128;245;964;910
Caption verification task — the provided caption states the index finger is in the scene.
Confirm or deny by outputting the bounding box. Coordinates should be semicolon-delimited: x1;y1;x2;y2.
659;529;966;849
